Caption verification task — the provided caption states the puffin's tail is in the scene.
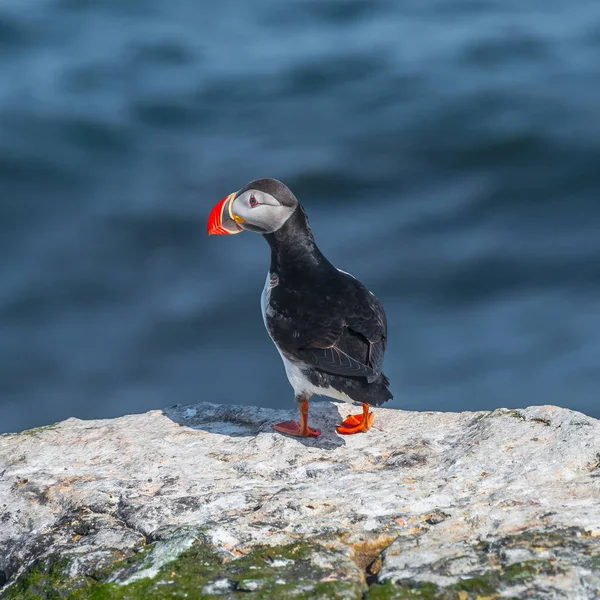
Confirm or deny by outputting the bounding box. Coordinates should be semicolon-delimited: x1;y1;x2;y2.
366;373;393;406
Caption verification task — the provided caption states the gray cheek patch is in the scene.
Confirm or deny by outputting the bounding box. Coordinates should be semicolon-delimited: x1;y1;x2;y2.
234;196;295;234
259;192;283;207
243;222;269;234
259;204;295;233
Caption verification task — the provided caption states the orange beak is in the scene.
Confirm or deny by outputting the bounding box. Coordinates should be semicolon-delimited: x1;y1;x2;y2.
207;193;244;235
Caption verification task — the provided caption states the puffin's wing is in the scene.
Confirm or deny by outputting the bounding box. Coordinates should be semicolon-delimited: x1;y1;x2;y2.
299;337;377;378
345;290;388;376
285;280;387;380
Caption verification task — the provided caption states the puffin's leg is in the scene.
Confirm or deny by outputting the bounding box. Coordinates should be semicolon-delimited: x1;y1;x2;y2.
273;396;321;437
337;403;374;434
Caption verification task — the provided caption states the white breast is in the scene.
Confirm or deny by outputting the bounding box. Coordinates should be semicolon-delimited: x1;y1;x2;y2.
260;271;277;324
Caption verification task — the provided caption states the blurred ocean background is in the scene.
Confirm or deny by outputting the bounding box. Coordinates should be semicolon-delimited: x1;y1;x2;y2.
1;0;600;433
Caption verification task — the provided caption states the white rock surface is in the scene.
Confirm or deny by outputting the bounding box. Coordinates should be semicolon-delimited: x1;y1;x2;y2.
0;402;599;598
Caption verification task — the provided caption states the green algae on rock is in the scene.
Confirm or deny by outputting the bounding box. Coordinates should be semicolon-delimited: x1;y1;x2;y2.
5;537;365;600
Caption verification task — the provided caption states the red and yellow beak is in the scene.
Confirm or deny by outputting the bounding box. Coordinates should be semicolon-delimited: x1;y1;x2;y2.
207;193;244;235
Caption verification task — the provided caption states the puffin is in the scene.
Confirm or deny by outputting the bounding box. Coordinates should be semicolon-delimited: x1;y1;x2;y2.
208;178;392;437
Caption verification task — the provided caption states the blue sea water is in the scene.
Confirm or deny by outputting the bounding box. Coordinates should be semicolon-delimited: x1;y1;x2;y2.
1;0;600;433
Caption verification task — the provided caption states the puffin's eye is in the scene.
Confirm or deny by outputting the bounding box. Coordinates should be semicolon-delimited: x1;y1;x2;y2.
249;195;259;207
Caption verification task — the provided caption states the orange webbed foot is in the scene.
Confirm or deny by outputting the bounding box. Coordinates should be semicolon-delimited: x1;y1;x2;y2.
336;404;374;435
273;421;321;438
273;398;321;437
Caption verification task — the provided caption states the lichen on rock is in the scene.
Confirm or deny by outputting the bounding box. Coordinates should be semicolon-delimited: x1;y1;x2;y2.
1;402;599;598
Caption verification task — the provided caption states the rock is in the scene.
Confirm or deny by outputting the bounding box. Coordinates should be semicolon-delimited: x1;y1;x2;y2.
0;402;599;599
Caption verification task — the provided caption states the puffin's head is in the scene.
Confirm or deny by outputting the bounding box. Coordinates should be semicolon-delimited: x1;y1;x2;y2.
208;178;298;236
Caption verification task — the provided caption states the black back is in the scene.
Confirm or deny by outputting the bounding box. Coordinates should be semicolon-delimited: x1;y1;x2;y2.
263;205;390;399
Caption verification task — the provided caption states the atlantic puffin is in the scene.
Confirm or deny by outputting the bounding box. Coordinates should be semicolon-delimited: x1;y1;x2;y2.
208;178;392;437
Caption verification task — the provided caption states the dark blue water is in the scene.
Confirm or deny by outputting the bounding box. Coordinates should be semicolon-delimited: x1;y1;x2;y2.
1;0;600;433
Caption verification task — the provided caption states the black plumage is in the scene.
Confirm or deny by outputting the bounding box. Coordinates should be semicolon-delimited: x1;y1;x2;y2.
262;194;393;407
